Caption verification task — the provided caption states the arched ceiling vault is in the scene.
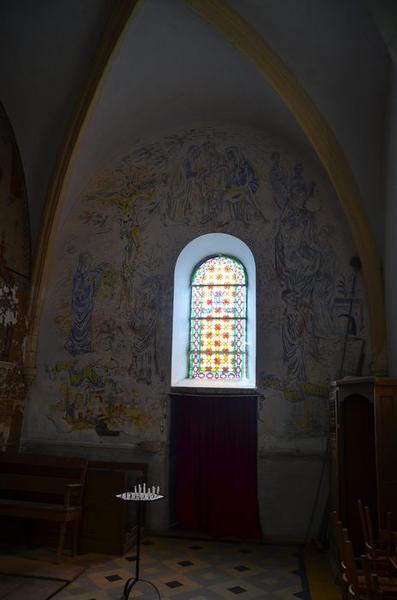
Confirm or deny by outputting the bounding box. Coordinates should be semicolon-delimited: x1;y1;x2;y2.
183;0;387;373
24;0;140;383
25;0;387;380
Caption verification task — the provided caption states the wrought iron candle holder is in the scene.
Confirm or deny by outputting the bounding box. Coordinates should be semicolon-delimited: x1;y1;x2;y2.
116;485;164;600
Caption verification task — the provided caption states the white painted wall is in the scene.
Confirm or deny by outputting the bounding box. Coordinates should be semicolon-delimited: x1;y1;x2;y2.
0;0;391;258
22;121;372;540
0;0;113;246
227;0;390;257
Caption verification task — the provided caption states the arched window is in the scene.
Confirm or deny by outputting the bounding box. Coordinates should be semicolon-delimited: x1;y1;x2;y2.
189;255;247;381
171;233;256;389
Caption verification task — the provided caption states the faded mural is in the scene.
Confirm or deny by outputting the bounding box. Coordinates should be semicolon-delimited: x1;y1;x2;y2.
0;102;30;450
27;124;370;449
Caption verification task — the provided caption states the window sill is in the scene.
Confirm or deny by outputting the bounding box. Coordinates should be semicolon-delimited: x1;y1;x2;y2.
171;378;256;390
169;387;261;398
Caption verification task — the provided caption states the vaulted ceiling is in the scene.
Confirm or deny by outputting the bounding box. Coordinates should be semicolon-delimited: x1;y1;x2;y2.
0;0;391;256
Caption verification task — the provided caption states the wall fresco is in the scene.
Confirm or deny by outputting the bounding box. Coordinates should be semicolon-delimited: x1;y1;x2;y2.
0;102;30;450
27;124;370;449
0;104;30;278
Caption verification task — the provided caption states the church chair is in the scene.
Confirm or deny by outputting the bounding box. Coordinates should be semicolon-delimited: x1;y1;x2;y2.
359;500;370;547
347;578;383;600
342;539;397;599
360;540;397;599
331;511;367;599
342;539;373;598
331;511;347;566
363;504;395;558
357;501;396;576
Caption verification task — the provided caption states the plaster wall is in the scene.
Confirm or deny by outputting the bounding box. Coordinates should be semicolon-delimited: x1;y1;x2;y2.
23;123;370;539
61;0;311;209
0;0;113;246
0;0;390;257
227;0;390;256
258;454;325;543
385;67;397;376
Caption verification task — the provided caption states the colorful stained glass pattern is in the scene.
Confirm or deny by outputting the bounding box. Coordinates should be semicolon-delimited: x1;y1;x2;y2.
193;255;246;286
191;286;246;319
189;255;247;380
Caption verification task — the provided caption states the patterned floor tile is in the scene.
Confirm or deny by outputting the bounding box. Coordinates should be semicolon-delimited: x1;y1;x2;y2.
220;560;266;579
56;592;111;600
85;568;130;590
153;573;201;596
188;567;236;589
52;537;309;600
209;578;266;598
162;557;208;573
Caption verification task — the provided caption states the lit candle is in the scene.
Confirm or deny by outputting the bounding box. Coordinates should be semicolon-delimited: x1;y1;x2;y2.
156;486;160;495
138;484;141;493
143;483;146;493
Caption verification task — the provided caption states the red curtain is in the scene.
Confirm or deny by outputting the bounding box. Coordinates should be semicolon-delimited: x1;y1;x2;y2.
174;394;262;541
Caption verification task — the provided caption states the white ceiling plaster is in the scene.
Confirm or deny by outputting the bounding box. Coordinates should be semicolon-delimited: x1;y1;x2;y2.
0;0;391;259
64;0;320;204
0;0;113;247
226;0;391;256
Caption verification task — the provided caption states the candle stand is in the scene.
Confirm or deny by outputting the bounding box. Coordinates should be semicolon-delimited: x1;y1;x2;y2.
116;488;164;600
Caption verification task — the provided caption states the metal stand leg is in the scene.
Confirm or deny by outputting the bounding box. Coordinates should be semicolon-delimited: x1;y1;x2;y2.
121;501;161;600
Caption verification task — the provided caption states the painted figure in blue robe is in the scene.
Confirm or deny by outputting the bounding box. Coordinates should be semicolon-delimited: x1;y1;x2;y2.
166;145;201;223
269;151;289;211
281;288;307;383
223;146;265;223
199;142;227;223
65;252;104;356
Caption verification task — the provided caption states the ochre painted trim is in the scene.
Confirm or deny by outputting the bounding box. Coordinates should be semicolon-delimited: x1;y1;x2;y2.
24;0;141;379
304;545;340;600
182;0;387;373
26;0;387;377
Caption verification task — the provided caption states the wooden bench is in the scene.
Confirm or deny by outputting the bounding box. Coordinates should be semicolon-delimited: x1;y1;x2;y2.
0;453;87;562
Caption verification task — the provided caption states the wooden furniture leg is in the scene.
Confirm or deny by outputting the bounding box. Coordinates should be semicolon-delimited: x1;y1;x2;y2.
57;521;67;564
73;519;80;556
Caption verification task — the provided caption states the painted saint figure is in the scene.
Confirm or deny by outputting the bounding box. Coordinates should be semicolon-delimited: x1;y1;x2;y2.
199;142;227;224
313;225;336;334
269;151;289;211
128;267;160;384
223;146;263;223
65;252;104;356
166;145;201;223
281;289;307;383
270;155;336;382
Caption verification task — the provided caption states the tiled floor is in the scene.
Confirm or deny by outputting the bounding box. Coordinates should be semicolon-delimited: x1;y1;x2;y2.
0;574;66;600
53;536;310;600
0;551;85;600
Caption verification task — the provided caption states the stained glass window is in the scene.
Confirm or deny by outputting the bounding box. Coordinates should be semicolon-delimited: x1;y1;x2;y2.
189;255;247;380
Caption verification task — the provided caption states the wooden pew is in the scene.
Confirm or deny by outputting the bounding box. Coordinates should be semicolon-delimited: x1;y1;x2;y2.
0;453;87;562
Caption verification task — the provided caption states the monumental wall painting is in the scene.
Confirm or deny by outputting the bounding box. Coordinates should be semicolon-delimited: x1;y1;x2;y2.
0;103;30;450
27;124;370;449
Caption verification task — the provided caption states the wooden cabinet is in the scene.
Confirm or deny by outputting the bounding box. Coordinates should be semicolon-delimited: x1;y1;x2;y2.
80;461;148;555
329;377;397;552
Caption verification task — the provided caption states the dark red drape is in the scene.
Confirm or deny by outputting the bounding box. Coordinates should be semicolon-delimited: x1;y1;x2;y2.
174;394;262;541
